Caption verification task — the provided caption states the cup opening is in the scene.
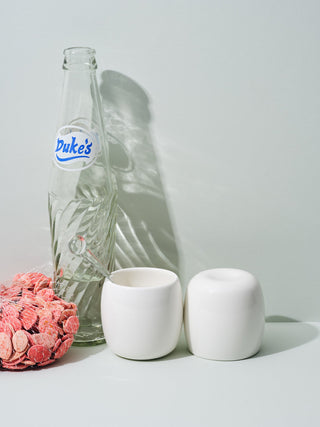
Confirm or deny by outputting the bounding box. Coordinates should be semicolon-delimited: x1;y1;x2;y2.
110;268;177;289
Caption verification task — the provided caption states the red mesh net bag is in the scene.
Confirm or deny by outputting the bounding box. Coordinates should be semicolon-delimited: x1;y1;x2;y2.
0;272;79;370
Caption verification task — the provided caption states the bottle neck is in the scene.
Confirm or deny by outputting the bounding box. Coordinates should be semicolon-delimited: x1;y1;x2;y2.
63;47;97;71
58;47;102;132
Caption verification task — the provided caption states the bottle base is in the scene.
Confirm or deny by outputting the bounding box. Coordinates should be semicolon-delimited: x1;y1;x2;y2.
72;319;106;346
72;337;106;346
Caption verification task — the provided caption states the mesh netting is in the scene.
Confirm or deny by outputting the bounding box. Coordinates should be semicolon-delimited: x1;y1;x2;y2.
0;267;79;370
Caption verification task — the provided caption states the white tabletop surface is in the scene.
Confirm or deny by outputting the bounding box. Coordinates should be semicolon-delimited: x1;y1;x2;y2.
1;322;319;427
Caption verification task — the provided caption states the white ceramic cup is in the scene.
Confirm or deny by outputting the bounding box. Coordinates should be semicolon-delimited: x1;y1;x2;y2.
101;267;183;360
184;268;265;360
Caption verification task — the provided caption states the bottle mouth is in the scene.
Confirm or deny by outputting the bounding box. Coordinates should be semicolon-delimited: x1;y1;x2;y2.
63;47;97;70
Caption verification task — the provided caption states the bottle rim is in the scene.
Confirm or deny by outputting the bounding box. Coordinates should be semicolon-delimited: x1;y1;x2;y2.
63;46;96;58
63;47;97;70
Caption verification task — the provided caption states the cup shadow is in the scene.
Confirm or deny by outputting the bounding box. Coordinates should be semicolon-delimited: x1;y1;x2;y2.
146;328;190;362
162;339;190;361
55;318;319;365
99;70;180;276
254;316;319;358
156;317;319;362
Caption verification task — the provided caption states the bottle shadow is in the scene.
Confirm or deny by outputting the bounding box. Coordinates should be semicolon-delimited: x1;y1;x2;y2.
99;70;180;276
53;344;107;367
254;316;319;358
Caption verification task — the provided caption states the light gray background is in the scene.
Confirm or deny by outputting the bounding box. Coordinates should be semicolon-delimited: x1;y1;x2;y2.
0;0;319;320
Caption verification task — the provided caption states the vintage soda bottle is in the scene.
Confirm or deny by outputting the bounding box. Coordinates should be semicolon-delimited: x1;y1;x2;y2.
48;47;117;346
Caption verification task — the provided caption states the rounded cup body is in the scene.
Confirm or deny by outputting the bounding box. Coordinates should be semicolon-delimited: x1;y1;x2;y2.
101;267;183;360
184;268;265;360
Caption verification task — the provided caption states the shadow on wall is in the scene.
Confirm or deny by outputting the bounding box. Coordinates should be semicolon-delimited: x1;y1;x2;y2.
254;316;319;358
99;70;180;275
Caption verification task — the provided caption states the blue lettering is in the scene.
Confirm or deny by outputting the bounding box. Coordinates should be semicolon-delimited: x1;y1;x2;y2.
56;138;64;152
63;143;70;153
69;136;78;154
85;139;92;155
55;133;95;165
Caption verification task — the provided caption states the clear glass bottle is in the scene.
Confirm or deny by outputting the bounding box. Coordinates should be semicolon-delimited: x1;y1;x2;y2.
48;47;117;346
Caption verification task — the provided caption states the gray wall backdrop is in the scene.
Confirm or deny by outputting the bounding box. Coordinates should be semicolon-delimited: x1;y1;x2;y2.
0;0;319;320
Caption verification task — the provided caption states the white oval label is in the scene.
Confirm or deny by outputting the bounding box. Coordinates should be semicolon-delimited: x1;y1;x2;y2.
54;126;100;171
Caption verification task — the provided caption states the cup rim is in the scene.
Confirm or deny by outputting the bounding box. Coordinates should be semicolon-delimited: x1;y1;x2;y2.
106;267;179;290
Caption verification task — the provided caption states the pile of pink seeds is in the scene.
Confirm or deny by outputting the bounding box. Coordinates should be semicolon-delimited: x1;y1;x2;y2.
0;272;79;370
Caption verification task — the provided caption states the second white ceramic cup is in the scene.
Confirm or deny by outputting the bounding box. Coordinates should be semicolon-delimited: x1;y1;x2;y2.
101;267;183;360
184;268;265;360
